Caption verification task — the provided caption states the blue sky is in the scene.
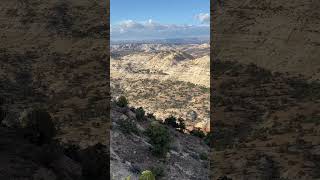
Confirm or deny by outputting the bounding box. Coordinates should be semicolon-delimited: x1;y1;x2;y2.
111;0;210;41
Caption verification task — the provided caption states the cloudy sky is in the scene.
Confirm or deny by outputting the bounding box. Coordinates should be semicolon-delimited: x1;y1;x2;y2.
111;0;210;41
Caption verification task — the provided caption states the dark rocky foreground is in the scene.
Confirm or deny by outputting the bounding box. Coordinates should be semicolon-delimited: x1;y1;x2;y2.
0;125;108;180
0;0;109;179
211;0;320;179
210;59;320;179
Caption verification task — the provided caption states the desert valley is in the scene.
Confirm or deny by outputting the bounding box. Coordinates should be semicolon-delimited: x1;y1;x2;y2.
111;41;210;132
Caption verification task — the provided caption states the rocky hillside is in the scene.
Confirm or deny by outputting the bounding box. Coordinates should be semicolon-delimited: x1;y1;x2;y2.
0;0;109;179
110;99;210;179
212;0;320;80
210;59;320;179
211;0;320;179
111;44;210;132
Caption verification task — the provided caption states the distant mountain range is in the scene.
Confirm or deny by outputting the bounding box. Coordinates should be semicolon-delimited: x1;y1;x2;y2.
111;37;209;45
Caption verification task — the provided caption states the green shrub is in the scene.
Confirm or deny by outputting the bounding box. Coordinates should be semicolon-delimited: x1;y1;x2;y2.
136;107;145;121
177;118;186;132
139;170;155;180
190;128;206;138
288;79;320;100
204;132;213;146
146;113;156;120
164;116;179;128
118;118;139;135
151;166;165;178
145;123;171;157
199;152;208;160
116;96;128;107
303;116;320;124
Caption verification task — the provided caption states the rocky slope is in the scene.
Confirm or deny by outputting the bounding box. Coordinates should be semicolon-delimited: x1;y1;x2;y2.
0;0;109;179
211;0;320;179
110;101;209;179
210;59;320;180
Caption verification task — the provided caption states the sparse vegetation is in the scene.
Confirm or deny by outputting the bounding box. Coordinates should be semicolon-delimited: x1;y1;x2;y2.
146;113;156;120
190;127;206;138
302;116;320;124
164;116;179;128
204;131;213;146
151;165;165;178
135;107;145;121
199;152;208;160
139;170;156;180
288;78;320;100
177;117;186;132
116;95;128;107
145;123;171;157
118;118;139;135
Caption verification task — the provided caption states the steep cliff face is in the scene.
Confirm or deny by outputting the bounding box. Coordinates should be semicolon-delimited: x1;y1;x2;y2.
0;0;109;179
213;0;320;80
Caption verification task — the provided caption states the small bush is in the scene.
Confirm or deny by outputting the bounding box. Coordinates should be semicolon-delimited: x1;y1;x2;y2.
204;132;213;146
139;170;155;180
118;118;139;135
151;166;165;178
146;113;156;120
303;116;320;124
190;128;206;138
199;152;208;160
135;107;145;121
164;116;179;128
145;123;171;157
116;96;128;107
177;118;186;132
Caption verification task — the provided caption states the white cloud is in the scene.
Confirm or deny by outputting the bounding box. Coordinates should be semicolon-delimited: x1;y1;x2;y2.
111;19;209;40
195;13;210;24
118;20;144;31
